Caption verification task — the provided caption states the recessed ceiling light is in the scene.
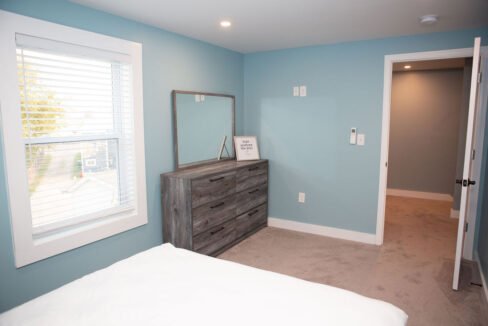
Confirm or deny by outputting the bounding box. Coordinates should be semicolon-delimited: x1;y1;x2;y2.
420;15;438;25
404;65;412;69
220;20;232;28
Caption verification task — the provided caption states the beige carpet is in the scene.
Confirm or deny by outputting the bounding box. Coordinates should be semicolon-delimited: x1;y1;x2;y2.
219;196;488;326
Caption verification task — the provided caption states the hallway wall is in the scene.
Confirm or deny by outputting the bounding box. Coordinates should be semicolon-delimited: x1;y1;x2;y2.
387;69;465;196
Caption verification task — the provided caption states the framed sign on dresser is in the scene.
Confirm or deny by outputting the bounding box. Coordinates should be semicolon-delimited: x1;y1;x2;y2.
161;160;268;256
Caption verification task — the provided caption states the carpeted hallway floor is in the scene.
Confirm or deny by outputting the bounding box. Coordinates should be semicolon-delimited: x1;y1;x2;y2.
219;196;488;326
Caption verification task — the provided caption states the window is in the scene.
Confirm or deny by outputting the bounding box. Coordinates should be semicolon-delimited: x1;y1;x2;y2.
0;11;147;267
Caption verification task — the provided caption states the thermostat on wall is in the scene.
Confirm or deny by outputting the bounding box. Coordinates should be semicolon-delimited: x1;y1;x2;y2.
350;128;357;144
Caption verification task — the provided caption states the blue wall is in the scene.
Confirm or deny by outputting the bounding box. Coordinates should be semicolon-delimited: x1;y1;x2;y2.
243;29;488;234
0;0;243;312
475;88;488;285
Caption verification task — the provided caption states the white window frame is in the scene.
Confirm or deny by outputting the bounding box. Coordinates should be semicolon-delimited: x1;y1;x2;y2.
0;10;147;268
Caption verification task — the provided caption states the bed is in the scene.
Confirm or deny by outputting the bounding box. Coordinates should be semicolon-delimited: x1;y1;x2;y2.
0;243;407;325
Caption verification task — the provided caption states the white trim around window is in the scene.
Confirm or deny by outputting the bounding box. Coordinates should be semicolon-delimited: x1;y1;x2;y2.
0;10;147;267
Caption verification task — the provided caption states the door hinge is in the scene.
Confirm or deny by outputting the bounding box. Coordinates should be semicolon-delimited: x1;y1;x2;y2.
472;149;476;160
478;72;482;84
465;222;469;233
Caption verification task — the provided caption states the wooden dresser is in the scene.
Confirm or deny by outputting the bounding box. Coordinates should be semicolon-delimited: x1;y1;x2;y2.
161;159;268;256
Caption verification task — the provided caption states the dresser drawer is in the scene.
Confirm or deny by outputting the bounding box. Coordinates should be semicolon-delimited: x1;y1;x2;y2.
192;194;236;236
193;219;236;255
236;204;267;238
236;184;267;215
192;171;236;207
237;162;267;185
236;166;268;192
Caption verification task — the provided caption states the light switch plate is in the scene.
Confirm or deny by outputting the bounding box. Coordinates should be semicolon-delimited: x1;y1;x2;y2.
298;192;306;203
299;85;307;97
357;134;365;146
293;86;299;96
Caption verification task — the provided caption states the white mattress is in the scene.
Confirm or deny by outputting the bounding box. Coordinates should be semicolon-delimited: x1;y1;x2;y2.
0;243;407;326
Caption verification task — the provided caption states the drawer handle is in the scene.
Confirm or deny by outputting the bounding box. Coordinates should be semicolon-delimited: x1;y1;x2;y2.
248;209;259;216
210;226;225;235
248;166;259;171
210;202;225;209
209;176;224;182
248;189;260;194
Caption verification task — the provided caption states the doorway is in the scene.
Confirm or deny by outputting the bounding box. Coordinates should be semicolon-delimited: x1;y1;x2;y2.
387;58;471;224
385;58;472;293
376;45;488;289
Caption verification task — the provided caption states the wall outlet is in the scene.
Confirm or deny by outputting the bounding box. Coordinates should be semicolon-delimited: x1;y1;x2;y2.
299;85;307;97
293;86;299;96
298;192;306;203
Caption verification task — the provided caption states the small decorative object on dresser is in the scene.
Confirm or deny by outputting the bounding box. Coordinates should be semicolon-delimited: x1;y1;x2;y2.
161;160;268;256
234;136;260;161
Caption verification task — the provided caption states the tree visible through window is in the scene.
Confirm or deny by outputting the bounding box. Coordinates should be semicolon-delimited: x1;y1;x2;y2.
18;60;64;194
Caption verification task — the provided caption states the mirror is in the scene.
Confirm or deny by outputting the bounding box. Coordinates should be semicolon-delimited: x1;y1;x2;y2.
173;90;235;168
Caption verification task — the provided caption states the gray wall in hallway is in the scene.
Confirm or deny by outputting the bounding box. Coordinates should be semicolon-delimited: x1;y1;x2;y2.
387;69;465;195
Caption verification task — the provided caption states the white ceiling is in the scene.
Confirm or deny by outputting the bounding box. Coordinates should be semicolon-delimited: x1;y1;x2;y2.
71;0;488;53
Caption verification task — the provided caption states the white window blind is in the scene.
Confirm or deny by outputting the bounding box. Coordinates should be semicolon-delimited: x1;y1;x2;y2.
16;37;137;236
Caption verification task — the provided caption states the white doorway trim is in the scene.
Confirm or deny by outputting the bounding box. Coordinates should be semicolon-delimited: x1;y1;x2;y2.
376;46;487;253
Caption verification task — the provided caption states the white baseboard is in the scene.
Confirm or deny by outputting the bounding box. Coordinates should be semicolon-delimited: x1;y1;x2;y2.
268;217;377;245
450;209;460;219
474;252;488;304
387;188;453;202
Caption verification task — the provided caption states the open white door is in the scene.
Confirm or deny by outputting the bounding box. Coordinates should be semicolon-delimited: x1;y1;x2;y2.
453;37;482;290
